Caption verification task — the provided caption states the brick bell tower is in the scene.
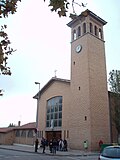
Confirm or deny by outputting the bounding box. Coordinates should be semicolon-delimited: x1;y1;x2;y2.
67;10;110;151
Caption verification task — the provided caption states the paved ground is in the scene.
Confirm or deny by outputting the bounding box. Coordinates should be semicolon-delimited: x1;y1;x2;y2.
0;144;99;157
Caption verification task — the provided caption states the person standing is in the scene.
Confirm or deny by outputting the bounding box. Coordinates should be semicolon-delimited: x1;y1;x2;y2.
59;139;62;151
52;138;57;154
41;137;46;153
99;140;103;152
63;139;68;151
35;138;39;152
49;139;53;153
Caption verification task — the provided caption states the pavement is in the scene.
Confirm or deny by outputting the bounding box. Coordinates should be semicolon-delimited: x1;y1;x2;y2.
0;144;99;157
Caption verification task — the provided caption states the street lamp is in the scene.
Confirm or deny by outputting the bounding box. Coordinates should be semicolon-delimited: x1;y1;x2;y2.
34;82;40;152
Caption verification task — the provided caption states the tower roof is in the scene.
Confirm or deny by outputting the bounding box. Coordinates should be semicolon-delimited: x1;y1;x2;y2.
67;9;107;28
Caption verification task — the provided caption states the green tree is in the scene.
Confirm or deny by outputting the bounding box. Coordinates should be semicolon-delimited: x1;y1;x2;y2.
108;70;120;143
0;0;21;95
8;123;15;127
0;0;86;95
0;0;21;76
44;0;87;17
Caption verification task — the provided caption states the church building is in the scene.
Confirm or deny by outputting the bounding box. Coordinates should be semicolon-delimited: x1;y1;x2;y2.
34;9;111;151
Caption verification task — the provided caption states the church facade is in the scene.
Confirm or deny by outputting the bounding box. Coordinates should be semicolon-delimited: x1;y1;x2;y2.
34;10;112;151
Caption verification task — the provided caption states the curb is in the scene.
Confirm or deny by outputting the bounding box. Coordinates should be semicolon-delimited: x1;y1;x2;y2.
0;146;99;157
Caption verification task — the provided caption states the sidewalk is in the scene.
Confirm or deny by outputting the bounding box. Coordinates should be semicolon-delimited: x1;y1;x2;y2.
0;144;99;157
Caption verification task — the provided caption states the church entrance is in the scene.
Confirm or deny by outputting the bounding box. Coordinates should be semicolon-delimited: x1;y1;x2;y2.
46;131;61;141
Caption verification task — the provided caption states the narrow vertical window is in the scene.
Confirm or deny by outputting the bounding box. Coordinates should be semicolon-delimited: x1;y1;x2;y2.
77;26;81;37
94;25;98;36
73;29;77;40
83;23;86;34
15;130;20;137
64;130;66;139
90;22;93;33
99;28;103;39
67;130;69;138
85;116;87;121
28;130;33;137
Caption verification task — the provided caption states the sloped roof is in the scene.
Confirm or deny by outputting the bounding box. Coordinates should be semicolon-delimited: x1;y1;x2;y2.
17;122;36;129
0;127;14;133
0;122;36;133
33;77;70;99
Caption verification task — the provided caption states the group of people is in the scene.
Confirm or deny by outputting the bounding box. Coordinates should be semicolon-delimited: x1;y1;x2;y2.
35;137;68;154
49;138;68;154
58;139;68;151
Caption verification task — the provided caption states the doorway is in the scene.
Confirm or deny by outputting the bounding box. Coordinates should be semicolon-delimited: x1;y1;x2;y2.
46;131;61;141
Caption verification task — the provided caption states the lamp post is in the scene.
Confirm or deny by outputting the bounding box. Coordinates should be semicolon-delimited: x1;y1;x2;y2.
35;82;40;152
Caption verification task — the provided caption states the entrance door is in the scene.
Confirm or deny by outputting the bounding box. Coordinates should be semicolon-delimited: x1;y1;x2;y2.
46;131;61;141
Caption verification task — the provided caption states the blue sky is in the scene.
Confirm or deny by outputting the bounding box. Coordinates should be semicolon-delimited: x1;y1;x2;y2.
0;0;120;127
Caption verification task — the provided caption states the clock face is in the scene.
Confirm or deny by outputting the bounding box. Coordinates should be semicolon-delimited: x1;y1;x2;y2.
76;45;82;53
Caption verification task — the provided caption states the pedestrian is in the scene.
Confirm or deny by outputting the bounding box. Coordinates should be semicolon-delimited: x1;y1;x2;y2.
49;139;53;153
41;137;46;153
99;140;103;152
35;138;39;152
63;139;68;151
52;138;57;154
59;139;62;151
56;139;59;151
61;139;64;151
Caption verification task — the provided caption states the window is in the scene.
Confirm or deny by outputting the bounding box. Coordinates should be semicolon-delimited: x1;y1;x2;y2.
59;105;62;111
102;147;120;158
64;130;66;139
54;120;57;127
46;121;50;128
90;23;93;33
77;26;81;37
28;130;33;137
55;105;58;112
21;130;26;137
38;131;43;138
94;25;98;36
67;130;69;138
58;120;62;126
15;130;20;137
47;114;50;120
73;29;76;40
47;106;50;113
83;23;86;34
59;112;62;118
55;113;58;119
46;96;62;128
85;116;87;121
99;28;103;39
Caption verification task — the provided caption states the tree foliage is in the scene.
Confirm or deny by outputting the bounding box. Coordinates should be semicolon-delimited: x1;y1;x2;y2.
8;123;15;127
109;70;120;94
44;0;87;17
0;0;86;75
0;0;21;95
0;0;86;95
108;70;120;137
0;0;21;76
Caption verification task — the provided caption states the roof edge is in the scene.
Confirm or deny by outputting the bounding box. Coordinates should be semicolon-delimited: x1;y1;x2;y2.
33;77;70;99
67;9;107;28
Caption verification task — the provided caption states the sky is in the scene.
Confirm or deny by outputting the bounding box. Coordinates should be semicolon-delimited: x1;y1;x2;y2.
0;0;120;127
